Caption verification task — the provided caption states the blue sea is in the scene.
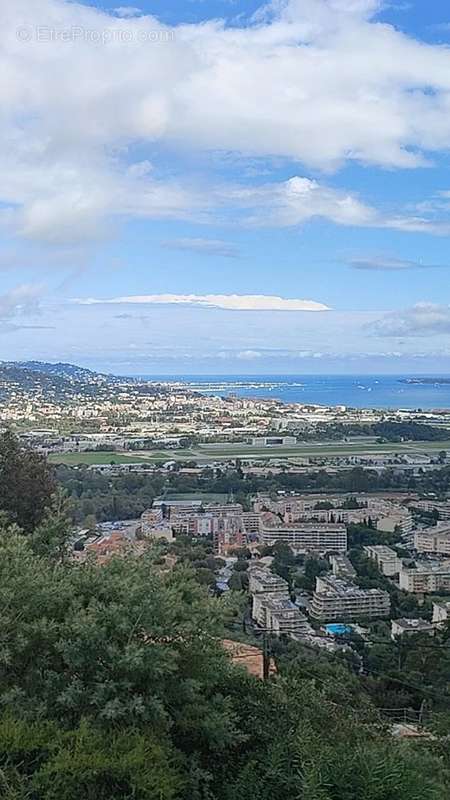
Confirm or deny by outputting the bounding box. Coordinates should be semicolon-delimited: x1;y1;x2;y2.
143;374;450;410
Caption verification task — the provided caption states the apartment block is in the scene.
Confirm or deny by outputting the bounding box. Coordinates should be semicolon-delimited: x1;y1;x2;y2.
414;525;450;557
241;512;261;533
310;575;390;622
142;521;174;542
377;513;413;535
411;501;450;521
248;567;289;598
141;507;164;531
249;566;312;637
432;601;450;626
399;564;450;594
391;618;434;638
363;545;402;576
253;596;311;636
261;523;347;553
329;553;357;581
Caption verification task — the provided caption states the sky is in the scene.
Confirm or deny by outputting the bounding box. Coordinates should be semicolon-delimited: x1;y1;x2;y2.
2;0;450;375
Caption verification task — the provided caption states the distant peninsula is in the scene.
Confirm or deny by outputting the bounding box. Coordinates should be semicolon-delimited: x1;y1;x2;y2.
399;377;450;385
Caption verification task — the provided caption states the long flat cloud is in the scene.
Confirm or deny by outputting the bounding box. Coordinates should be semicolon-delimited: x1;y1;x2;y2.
74;293;330;311
348;256;447;271
161;238;240;258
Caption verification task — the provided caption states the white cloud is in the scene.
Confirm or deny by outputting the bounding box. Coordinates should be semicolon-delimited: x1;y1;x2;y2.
74;293;330;311
229;177;450;234
3;0;450;242
369;303;450;336
348;256;446;271
161;237;239;258
229;176;375;227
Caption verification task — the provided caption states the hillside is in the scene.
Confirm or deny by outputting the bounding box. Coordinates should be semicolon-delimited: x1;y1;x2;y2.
0;361;113;402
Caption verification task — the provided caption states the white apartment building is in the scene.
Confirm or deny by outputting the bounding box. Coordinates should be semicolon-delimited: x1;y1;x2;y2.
399;564;450;594
261;523;347;553
310;575;390;622
329;553;357;581
414;525;450;557
363;545;403;576
432;601;450;626
248;567;289;598
142;522;174;542
254;493;413;533
252;594;309;634
391;618;434;638
377;513;413;535
249;566;314;638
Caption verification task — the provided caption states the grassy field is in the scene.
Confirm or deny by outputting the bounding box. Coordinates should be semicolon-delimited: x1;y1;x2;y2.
48;438;450;466
193;440;450;459
48;452;141;465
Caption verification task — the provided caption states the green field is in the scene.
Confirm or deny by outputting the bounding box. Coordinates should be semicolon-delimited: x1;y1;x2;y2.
47;438;450;467
193;440;450;459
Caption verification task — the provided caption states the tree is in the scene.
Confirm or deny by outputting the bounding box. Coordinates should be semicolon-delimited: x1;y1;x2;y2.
0;431;56;532
0;533;448;798
31;490;73;563
82;514;97;533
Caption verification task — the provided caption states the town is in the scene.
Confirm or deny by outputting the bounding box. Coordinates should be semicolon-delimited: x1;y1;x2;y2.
3;361;450;749
75;489;450;658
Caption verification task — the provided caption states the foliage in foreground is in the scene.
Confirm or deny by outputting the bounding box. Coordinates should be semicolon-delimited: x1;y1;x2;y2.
0;530;449;799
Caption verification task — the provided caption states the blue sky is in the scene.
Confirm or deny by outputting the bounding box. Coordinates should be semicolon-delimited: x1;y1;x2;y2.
2;0;450;374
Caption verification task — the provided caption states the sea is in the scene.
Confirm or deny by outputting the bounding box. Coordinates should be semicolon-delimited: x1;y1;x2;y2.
142;374;450;411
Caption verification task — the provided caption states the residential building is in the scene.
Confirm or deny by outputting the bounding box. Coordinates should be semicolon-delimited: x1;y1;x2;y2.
215;527;247;555
141;507;164;531
249;566;313;637
432;601;450;627
261;523;347;553
248;567;289;598
377;513;413;535
363;545;402;576
329;553;357;581
391;618;434;638
255;597;311;637
310;575;390;622
241;512;261;533
414;525;450;557
399;563;450;593
411;501;450;521
255;492;413;532
143;522;174;542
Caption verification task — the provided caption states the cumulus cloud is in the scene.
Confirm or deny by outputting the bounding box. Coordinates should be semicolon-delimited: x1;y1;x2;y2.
161;238;239;258
74;293;330;311
369;303;450;336
348;256;446;271
4;0;450;242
